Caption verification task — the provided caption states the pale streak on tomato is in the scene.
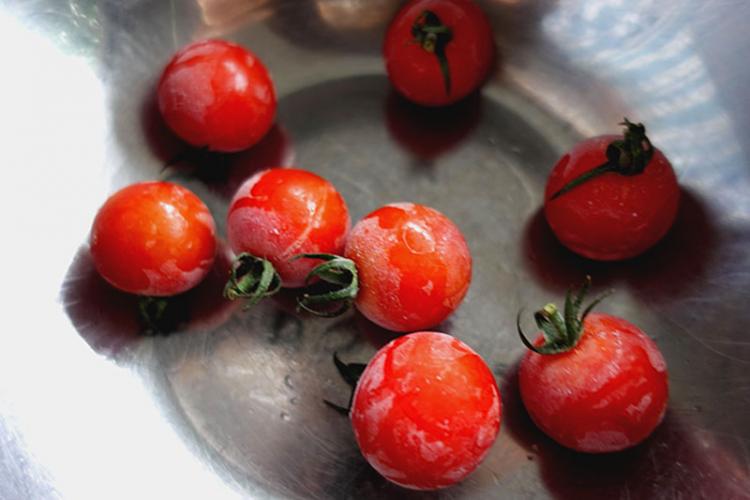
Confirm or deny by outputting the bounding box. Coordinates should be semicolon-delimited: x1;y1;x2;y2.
227;168;350;288
158;39;276;152
519;313;668;453
90;182;217;296
351;332;501;490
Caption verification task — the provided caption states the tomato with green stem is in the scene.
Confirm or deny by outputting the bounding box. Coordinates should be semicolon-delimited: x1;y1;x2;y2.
90;181;217;297
517;278;669;453
224;168;350;303
297;202;472;332
332;331;502;490
383;0;494;107
544;119;680;261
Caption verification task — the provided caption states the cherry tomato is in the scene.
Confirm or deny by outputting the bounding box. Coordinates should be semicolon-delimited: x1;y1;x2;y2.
344;203;472;332
90;181;217;296
227;168;350;288
517;283;668;453
351;331;502;490
383;0;494;106
544;120;680;260
158;39;276;152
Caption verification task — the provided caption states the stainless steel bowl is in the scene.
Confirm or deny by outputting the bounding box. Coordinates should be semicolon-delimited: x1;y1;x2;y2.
2;0;749;498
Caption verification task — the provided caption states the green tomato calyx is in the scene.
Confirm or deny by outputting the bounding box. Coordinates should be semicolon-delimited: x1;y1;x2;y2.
549;119;655;200
224;253;281;306
294;253;359;317
412;10;453;96
517;276;612;355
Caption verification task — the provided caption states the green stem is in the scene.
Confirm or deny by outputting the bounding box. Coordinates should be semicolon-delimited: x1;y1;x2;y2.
138;296;168;336
517;276;613;355
549;161;615;200
549;119;655;200
294;254;359;317
224;253;281;306
138;296;187;335
412;10;453;96
323;352;367;415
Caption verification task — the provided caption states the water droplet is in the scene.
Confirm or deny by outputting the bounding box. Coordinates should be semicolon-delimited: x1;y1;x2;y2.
280;412;291;421
290;397;298;405
402;221;435;255
284;374;294;389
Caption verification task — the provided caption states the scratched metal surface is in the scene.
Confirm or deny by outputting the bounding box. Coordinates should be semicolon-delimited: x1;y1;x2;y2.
1;0;749;498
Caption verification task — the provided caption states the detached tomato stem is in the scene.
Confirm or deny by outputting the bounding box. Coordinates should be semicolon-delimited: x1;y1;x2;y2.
324;352;367;416
294;253;359;317
137;296;188;335
412;10;453;95
223;253;281;306
517;276;612;355
550;118;655;200
138;297;169;335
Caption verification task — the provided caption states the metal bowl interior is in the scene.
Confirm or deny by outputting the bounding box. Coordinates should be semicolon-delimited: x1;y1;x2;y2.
1;0;749;498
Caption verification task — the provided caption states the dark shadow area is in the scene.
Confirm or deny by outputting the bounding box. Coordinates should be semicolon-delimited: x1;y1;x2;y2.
385;90;482;166
61;246;142;358
623;188;717;301
353;311;404;350
157;124;294;201
140;84;183;166
501;362;750;499
522;188;717;302
522;206;602;293
141;84;294;200
62;241;239;358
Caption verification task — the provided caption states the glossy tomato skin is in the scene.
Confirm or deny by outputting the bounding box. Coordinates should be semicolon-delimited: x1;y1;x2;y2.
227;168;350;288
519;313;668;453
384;0;494;106
544;135;680;260
351;331;501;490
344;203;472;332
158;39;276;152
90;182;217;296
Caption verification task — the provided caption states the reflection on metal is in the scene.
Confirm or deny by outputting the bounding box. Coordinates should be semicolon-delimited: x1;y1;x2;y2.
315;0;399;31
8;0;102;55
197;0;273;36
1;0;749;498
543;0;745;203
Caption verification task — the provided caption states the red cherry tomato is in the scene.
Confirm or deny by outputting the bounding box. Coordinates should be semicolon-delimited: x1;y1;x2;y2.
383;0;494;106
344;203;472;332
351;331;502;490
158;39;276;152
544;123;680;260
520;312;668;453
227;168;350;288
90;181;217;296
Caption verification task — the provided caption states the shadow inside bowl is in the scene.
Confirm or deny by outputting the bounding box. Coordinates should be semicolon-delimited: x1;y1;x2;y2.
522;187;717;303
500;362;750;500
61;241;239;359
